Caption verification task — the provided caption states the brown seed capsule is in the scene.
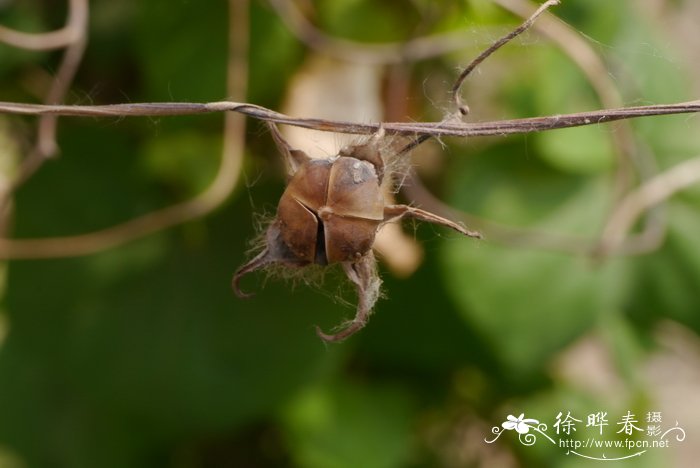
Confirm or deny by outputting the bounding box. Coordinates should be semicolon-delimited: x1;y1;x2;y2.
233;124;482;342
278;156;385;265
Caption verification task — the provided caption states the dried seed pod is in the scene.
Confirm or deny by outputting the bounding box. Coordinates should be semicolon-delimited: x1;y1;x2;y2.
275;155;385;265
233;124;481;342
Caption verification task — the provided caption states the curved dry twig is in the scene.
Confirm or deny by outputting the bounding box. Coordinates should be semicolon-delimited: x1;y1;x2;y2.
0;0;88;50
596;156;700;257
0;0;90;218
396;0;560;154
451;0;561;115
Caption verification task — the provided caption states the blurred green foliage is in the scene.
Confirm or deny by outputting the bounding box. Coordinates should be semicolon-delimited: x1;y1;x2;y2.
0;0;699;467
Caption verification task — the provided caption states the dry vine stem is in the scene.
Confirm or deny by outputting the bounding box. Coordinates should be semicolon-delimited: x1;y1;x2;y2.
1;2;700;338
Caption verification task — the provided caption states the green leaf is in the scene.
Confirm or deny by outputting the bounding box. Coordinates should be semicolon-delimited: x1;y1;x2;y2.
441;164;631;377
283;380;415;468
536;126;615;175
140;131;221;196
134;0;227;102
631;201;700;333
316;0;417;42
442;237;627;378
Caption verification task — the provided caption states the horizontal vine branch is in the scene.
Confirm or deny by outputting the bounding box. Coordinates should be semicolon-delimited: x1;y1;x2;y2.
1;99;699;139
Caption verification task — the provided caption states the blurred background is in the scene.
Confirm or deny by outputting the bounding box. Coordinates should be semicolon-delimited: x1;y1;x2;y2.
0;0;699;467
